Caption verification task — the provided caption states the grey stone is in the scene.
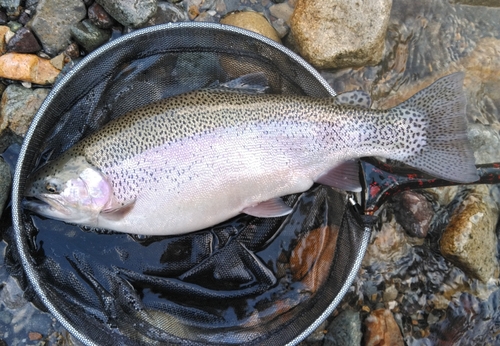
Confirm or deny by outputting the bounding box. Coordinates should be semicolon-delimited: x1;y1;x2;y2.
290;0;393;69
450;0;500;6
0;310;12;325
0;84;50;137
6;20;22;32
469;123;500;165
70;19;111;52
95;0;157;28
0;157;10;221
0;0;20;16
29;0;86;56
324;309;362;346
144;1;188;26
0;276;27;309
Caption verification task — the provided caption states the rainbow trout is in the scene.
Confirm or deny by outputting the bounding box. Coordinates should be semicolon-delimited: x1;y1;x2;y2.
25;72;478;235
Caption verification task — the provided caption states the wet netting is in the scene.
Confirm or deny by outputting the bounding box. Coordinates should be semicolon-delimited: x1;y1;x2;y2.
7;23;371;345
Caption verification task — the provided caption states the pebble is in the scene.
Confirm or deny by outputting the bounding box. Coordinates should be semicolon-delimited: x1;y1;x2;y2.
0;11;6;25
291;0;393;68
6;21;21;32
0;84;50;136
450;0;500;6
0;25;10;54
220;11;281;43
30;0;86;56
391;191;434;238
269;2;294;25
324;309;362;346
0;157;10;220
95;0;157;28
0;0;21;17
28;332;43;341
145;1;188;26
0;53;60;84
88;2;115;29
364;308;405;346
70;19;111;52
440;185;500;283
6;27;41;53
49;53;65;70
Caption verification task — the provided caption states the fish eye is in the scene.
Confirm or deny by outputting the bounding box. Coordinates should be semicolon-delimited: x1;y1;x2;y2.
45;182;59;193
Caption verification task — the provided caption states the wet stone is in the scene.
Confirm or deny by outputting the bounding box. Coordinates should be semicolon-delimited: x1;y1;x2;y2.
221;11;281;43
440;185;499;283
145;1;188;26
0;25;10;54
88;2;115;29
0;276;27;309
291;0;393;69
64;42;80;59
70;19;111;52
6;27;41;53
364;308;404;346
0;11;6;25
0;53;60;84
0;84;50;136
391;191;434;238
6;20;21;32
95;0;157;28
0;0;20;17
324;309;362;346
17;11;30;25
30;0;86;56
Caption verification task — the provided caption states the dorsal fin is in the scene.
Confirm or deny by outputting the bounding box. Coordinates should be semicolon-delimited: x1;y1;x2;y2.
334;90;372;108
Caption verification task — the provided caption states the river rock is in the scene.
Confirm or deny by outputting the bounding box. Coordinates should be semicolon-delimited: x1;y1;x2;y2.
0;84;50;136
30;0;86;56
70;19;111;52
144;1;188;26
0;25;10;54
95;0;157;28
88;2;115;29
0;157;10;220
0;0;20;17
269;2;294;25
221;11;281;43
440;185;499;283
6;27;41;53
0;53;60;84
391;191;434;238
291;0;393;69
364;308;404;346
324;309;362;346
450;0;500;6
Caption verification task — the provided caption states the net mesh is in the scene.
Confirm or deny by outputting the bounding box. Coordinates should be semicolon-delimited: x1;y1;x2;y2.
8;23;370;345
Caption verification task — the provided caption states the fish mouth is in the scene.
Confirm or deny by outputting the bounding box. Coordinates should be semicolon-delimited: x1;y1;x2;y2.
23;195;71;216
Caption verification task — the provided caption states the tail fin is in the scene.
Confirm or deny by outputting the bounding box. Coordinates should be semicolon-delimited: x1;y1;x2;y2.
393;72;478;183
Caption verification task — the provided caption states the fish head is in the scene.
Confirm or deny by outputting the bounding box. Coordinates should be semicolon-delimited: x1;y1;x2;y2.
24;154;112;225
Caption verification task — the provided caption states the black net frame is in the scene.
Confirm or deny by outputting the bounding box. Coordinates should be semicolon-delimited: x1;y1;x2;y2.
9;23;371;345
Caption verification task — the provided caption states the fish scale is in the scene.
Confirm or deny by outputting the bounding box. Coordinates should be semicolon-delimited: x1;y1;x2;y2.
24;72;479;235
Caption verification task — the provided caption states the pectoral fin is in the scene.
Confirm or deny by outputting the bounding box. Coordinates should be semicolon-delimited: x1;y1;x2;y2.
316;160;362;192
242;198;293;218
101;199;136;221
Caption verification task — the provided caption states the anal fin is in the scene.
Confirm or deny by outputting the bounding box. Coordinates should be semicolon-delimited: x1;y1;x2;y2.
316;160;362;192
242;198;293;218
